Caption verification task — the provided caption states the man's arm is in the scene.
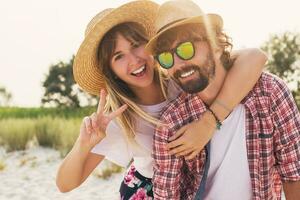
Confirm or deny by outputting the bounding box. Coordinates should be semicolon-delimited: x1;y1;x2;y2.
271;76;300;199
152;121;183;200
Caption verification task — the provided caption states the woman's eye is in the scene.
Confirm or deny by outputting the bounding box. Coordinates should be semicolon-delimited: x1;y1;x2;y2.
114;54;123;61
132;42;140;48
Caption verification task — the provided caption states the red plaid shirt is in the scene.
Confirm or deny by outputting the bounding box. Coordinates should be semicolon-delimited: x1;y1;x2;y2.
152;73;300;200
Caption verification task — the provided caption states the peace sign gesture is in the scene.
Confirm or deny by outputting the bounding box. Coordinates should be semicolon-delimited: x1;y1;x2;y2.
78;90;128;150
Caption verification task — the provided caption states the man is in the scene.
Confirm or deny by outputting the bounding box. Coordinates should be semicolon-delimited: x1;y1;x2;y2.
145;0;300;199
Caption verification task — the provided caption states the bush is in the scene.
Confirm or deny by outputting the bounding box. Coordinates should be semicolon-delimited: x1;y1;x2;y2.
0;119;35;152
53;118;81;157
35;117;62;149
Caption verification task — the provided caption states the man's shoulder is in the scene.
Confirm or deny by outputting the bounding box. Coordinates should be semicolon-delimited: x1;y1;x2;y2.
160;92;205;121
159;92;190;119
247;72;289;98
260;72;287;86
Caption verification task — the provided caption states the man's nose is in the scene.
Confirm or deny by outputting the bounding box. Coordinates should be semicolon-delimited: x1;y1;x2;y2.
173;53;186;70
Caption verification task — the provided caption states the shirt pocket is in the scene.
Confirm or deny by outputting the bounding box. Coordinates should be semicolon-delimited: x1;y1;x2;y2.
259;131;274;162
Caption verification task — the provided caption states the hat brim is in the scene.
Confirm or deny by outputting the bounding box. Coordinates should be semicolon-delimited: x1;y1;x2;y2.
145;14;223;55
73;1;159;96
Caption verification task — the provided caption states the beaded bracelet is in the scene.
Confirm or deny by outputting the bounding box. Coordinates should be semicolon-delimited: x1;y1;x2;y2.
206;106;222;130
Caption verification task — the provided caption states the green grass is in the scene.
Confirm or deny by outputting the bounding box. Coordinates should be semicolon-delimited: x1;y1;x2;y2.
0;106;91;155
0;117;81;155
46;117;81;156
0;119;36;152
0;159;5;171
0;106;95;119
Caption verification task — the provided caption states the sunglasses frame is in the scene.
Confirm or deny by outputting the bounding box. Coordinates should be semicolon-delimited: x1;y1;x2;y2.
156;41;196;69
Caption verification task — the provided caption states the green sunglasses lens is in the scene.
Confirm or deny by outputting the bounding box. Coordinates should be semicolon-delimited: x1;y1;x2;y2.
158;52;173;69
176;42;194;60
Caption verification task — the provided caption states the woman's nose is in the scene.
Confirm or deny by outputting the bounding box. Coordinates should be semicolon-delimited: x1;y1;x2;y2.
128;52;140;67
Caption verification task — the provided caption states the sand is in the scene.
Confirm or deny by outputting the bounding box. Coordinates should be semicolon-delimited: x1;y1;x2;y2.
0;147;124;200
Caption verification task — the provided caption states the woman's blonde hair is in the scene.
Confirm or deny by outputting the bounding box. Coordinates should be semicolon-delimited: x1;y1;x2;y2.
98;22;168;143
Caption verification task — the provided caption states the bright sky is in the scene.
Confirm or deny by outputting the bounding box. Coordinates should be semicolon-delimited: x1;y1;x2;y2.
0;0;299;107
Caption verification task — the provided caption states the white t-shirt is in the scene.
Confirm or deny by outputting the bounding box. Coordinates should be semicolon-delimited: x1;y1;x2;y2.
204;104;252;200
91;80;181;178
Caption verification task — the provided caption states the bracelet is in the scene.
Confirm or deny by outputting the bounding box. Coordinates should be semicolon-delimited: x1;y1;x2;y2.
205;106;222;130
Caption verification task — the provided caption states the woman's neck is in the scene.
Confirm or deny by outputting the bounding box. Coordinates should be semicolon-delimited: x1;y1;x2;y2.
132;82;165;105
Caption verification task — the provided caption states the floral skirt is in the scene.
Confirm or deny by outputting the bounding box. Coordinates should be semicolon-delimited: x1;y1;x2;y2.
119;165;153;200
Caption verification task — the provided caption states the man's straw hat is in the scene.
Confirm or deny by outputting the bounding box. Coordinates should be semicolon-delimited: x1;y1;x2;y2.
73;0;159;96
145;0;223;54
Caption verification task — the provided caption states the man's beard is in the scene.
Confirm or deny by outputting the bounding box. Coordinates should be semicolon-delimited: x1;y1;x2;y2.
173;55;215;94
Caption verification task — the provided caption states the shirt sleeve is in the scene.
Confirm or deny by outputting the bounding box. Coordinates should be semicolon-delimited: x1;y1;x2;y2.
271;77;300;181
91;120;133;167
152;120;183;200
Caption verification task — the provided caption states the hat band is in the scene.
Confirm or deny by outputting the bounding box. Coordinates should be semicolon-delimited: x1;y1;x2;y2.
156;18;187;34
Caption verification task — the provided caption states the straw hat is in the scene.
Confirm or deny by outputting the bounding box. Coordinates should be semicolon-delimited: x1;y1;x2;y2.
73;0;159;96
145;0;223;54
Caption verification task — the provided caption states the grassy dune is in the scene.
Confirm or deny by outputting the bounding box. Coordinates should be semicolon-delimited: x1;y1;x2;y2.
0;107;91;155
0;117;81;155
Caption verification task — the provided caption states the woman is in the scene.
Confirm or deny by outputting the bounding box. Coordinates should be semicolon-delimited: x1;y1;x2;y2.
56;1;267;199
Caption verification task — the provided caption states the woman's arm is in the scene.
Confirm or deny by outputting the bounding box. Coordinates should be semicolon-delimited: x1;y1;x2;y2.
56;90;127;192
56;138;105;192
166;48;267;159
283;181;300;200
210;48;268;120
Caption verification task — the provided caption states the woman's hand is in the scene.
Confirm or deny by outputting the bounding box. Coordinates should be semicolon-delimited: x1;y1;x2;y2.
166;111;216;160
78;89;128;150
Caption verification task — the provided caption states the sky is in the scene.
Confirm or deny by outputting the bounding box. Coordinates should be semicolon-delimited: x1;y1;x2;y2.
0;0;299;107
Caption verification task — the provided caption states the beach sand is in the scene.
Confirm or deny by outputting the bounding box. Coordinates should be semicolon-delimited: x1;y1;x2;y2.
0;147;124;200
